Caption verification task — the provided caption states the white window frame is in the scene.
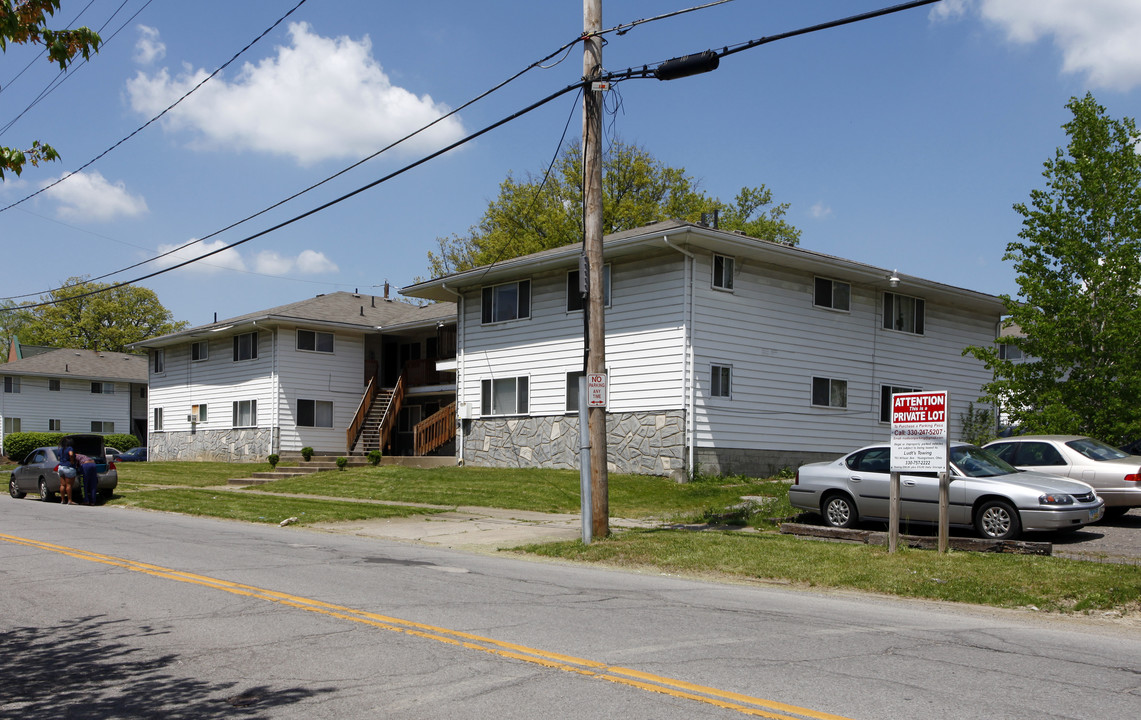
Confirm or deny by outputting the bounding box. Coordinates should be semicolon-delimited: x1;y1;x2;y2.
814;277;851;312
3;417;21;433
481;280;531;324
566;264;612;311
4;377;20;393
191;404;207;422
297;329;335;353
191;340;209;362
711;364;732;398
480;377;529;416
153;407;164;432
811;376;848;408
232;399;257;428
883;292;925;335
880;384;921;423
49;379;61;392
91;421;114;433
565;370;585;412
153;349;165;374
233;332;259;362
91;381;115;394
297;399;334;428
712;254;735;291
48;418;61;431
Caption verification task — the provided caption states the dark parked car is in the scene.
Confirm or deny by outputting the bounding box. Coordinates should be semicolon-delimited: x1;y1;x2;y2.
114;447;147;462
9;435;118;502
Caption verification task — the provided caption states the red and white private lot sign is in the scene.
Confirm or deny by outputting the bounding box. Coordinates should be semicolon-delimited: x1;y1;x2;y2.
889;390;949;472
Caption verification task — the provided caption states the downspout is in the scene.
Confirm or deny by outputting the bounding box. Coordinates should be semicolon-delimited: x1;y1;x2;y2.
663;236;696;478
440;283;464;466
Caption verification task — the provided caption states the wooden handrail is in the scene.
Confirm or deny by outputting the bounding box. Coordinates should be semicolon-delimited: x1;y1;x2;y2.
346;376;378;453
413;402;456;456
377;375;405;455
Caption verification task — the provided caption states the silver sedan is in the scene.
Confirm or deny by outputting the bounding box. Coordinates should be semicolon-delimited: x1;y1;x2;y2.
790;443;1104;540
984;436;1141;519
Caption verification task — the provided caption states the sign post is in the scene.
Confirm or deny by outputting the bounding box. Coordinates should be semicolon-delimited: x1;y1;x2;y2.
889;391;950;554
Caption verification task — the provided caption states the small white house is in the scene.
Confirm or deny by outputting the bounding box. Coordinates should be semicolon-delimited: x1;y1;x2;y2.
0;345;148;456
401;220;1006;478
127;291;457;461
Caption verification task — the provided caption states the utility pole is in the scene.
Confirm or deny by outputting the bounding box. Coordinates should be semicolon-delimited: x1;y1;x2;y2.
583;0;609;538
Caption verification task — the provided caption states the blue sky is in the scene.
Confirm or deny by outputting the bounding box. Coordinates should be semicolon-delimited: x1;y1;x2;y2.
3;0;1141;326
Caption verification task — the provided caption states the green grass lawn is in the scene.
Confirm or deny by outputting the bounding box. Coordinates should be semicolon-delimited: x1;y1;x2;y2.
98;461;1141;615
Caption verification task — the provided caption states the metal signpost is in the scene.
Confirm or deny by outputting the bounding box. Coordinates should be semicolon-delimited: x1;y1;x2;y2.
889;391;950;553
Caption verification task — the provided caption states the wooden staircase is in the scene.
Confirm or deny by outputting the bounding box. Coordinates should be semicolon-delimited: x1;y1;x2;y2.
354;387;394;455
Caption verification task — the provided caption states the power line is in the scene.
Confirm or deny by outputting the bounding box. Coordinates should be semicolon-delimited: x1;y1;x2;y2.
3;30;585;302
4;80;583;312
0;0;310;215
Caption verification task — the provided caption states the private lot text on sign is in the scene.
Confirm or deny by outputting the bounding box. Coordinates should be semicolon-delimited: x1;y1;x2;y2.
890;391;948;472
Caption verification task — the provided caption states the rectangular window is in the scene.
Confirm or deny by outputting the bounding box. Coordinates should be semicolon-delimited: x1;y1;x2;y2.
297;329;335;353
481;280;531;324
49;379;61;392
3;417;21;433
566;265;612;311
480;377;529;416
90;421;114;433
154;407;164;431
233;399;257;427
191;404;207;422
883;292;925;334
812;377;848;408
153;349;165;373
191;340;209;362
711;364;732;398
880;385;921;423
297;399;334;427
712;254;734;290
565;370;585;411
233;332;258;361
999;344;1023;361
3;377;20;393
814;277;851;311
91;382;115;394
48;419;61;431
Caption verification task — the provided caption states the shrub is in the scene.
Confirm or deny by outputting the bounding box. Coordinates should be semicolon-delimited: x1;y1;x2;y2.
367;450;382;466
2;432;62;462
301;447;314;461
335;456;348;471
105;433;142;452
267;454;279;469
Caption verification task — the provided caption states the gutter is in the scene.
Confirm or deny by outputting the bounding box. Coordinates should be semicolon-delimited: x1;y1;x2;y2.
440;282;465;466
663;236;697;479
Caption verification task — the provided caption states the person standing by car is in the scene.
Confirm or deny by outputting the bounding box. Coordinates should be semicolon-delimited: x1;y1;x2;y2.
69;449;99;506
56;448;78;505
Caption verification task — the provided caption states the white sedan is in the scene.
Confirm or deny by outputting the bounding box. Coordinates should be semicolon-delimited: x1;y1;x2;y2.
790;443;1104;540
984;435;1141;519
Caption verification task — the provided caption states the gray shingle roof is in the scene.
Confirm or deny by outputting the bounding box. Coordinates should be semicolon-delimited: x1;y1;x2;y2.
1;348;148;382
130;291;456;348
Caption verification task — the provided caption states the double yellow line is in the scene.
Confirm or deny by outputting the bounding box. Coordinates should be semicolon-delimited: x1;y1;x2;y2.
1;532;854;720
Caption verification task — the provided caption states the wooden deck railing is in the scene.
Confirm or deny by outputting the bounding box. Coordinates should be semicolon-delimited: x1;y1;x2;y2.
414;402;456;456
346;376;378;453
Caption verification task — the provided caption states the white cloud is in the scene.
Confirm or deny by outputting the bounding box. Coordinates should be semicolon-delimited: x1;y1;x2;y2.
252;249;339;275
154;239;247;274
134;25;165;65
935;0;1141;91
126;22;466;164
810;201;833;220
42;171;148;221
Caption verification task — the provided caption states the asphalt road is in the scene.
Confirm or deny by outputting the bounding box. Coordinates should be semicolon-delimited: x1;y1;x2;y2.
2;499;1140;719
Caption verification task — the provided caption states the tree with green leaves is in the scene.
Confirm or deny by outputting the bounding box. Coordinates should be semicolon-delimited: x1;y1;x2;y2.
1;0;101;179
426;139;800;276
6;278;187;352
965;94;1141;443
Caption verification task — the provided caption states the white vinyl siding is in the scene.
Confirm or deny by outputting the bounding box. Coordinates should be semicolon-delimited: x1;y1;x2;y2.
0;376;133;439
276;328;364;452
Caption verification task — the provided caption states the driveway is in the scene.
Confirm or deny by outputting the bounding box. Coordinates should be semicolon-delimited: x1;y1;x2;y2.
1050;508;1141;564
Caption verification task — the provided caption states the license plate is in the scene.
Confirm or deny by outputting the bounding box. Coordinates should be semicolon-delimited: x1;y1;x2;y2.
1090;507;1103;521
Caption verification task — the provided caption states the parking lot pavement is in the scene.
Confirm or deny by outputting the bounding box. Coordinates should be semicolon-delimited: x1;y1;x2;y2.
1050;509;1141;564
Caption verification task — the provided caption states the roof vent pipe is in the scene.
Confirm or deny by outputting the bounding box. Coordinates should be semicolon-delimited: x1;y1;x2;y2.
360;306;365;316
384;281;390;299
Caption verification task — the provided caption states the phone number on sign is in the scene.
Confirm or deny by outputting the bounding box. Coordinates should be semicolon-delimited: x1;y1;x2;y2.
893;428;946;437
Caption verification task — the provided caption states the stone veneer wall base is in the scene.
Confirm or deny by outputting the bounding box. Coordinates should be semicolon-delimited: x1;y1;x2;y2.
150;428;276;462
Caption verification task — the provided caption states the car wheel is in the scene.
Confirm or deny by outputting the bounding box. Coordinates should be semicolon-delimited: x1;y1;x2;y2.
9;476;25;499
822;492;857;529
975;499;1021;540
39;478;55;502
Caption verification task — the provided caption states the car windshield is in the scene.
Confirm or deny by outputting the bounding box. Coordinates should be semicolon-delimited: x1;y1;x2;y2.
1066;437;1128;462
950;445;1019;478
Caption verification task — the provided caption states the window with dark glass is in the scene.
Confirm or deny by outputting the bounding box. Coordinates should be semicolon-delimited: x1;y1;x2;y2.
566;265;611;311
812;377;847;408
814;277;851;311
481;280;531;324
883;292;925;334
233;332;258;361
